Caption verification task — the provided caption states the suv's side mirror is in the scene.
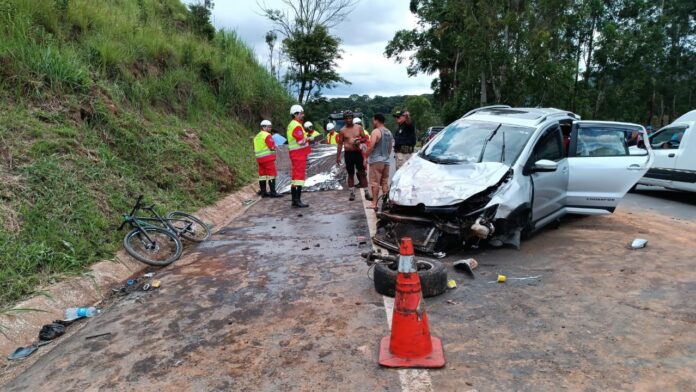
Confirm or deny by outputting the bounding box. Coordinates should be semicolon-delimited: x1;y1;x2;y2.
531;159;558;173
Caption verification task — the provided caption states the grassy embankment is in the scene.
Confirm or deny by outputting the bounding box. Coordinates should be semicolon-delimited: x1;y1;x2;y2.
0;0;291;305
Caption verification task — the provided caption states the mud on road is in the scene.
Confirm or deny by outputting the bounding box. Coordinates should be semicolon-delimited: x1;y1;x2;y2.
2;189;695;391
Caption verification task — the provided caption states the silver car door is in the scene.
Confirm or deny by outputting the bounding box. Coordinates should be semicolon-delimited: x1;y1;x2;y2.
567;121;654;213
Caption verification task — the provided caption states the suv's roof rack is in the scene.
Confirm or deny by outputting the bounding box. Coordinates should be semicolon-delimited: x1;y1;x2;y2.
462;105;512;118
536;110;580;124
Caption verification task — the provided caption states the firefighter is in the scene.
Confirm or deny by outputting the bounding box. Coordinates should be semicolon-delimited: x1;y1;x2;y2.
287;105;310;208
354;117;370;136
325;123;338;144
253;120;282;198
304;121;322;144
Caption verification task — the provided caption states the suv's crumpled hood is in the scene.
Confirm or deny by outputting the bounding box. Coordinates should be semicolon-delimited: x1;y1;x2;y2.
389;155;510;207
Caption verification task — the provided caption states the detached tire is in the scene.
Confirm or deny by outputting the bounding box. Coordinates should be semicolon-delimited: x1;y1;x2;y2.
373;259;448;298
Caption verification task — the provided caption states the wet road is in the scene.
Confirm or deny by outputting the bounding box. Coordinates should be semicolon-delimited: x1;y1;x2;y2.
3;192;400;391
3;184;695;391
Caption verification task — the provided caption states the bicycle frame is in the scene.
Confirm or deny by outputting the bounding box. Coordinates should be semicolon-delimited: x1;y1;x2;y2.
119;196;194;245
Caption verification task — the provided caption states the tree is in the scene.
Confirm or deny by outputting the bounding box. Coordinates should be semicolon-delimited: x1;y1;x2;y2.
265;31;278;77
187;1;215;41
259;0;357;103
386;0;695;124
283;25;348;103
404;95;439;132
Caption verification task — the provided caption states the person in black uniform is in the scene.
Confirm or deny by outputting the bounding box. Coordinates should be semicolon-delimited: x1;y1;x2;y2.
393;110;415;169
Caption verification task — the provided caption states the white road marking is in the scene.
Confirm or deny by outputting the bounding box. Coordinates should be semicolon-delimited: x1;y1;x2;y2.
360;191;434;392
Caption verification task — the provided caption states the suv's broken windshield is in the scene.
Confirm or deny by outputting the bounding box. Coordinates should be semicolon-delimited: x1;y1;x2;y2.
421;120;534;166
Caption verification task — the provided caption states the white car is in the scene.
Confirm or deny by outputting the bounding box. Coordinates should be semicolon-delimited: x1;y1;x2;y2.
374;106;654;254
637;109;695;192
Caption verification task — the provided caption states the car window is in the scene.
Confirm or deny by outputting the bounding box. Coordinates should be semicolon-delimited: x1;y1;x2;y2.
575;127;630;157
533;128;563;162
421;120;534;165
650;126;687;150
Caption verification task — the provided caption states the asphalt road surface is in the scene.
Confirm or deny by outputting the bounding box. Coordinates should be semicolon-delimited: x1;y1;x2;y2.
2;185;695;391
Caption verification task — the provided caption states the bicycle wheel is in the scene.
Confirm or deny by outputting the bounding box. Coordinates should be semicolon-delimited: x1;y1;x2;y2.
166;211;211;242
124;227;183;266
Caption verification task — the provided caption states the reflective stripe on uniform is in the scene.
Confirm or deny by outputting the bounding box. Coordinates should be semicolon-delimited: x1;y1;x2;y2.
253;130;274;158
287;120;307;151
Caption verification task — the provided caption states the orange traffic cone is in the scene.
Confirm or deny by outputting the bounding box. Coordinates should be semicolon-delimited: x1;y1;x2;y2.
379;237;445;368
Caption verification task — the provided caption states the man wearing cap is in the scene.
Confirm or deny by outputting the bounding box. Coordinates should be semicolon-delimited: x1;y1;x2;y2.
287;104;309;208
253;120;282;198
325;123;338;145
336;110;369;201
393;110;415;169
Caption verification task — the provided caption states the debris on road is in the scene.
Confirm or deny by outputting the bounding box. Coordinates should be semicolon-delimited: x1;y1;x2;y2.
126;279;137;286
242;199;256;206
64;306;99;321
433;252;447;259
38;322;66;341
447;279;457;289
446;300;458;305
85;332;112;340
301;246;310;251
152;280;161;289
490;275;542;284
142;283;151;291
7;346;38;361
143;272;155;278
453;258;478;279
630;238;648;249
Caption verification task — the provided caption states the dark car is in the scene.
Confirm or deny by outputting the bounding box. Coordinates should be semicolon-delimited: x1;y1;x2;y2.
422;126;444;144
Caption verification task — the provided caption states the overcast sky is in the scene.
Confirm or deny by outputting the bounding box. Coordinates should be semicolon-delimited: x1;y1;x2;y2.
204;0;435;98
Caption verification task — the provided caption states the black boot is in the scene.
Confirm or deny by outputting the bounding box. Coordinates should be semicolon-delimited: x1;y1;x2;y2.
258;180;269;197
291;186;299;207
295;186;309;208
268;179;283;198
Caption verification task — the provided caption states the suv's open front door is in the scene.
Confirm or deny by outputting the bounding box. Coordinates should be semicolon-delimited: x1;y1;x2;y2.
566;121;653;213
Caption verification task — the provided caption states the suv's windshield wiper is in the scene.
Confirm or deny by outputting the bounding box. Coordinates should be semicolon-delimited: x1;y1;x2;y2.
500;131;506;163
422;154;462;164
478;124;502;162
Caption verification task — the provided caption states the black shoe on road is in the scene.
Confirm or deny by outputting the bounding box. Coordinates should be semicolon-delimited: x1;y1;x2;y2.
349;191;355;201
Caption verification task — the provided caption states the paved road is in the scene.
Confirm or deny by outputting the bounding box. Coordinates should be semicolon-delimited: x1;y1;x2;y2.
3;184;695;391
618;185;696;221
4;192;399;391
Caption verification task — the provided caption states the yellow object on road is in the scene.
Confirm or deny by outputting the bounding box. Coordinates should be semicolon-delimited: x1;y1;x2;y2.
151;280;161;288
447;279;457;289
497;274;506;283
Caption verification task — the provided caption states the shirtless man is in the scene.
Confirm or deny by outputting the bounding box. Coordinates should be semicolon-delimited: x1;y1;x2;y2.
336;110;369;201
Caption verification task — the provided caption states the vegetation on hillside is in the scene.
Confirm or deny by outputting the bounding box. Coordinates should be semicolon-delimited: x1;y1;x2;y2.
307;94;441;137
0;0;291;305
387;0;695;124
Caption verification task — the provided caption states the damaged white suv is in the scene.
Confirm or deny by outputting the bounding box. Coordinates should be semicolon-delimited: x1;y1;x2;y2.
374;106;654;254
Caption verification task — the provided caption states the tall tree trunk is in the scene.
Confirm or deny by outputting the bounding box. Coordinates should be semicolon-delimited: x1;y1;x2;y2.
583;16;597;86
571;33;584;112
480;70;487;106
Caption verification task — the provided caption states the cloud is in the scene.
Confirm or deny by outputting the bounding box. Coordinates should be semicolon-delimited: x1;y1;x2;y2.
194;0;434;97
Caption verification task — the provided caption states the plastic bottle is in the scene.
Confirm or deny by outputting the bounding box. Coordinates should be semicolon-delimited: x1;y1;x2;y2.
64;307;99;321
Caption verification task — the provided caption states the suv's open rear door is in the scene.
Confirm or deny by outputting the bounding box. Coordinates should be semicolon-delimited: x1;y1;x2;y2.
566;121;653;214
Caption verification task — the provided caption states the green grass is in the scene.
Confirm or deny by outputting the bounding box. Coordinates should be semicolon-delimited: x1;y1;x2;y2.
0;0;291;306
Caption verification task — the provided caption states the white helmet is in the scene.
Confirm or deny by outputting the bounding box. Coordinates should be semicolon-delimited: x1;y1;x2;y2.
326;123;335;131
304;121;313;129
354;118;362;124
260;120;272;127
290;104;304;115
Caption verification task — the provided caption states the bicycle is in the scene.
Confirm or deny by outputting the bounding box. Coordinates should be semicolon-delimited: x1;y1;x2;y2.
118;195;212;266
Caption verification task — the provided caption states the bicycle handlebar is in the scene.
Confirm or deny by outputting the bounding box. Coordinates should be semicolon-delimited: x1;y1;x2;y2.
118;195;144;231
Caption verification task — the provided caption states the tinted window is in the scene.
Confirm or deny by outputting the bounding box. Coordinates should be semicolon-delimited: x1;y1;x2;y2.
575;127;630;156
421;120;535;165
534;128;563;161
650;126;687;150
